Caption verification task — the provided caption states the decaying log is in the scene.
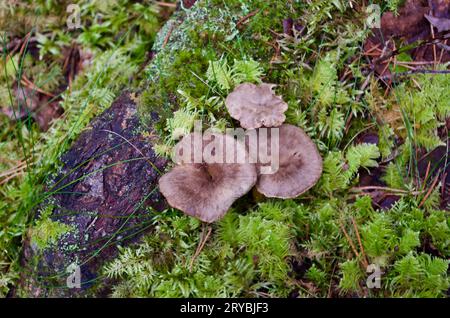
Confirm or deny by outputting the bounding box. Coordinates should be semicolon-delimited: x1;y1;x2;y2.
19;92;167;297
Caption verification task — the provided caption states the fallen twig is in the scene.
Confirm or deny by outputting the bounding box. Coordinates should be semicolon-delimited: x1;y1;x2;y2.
373;32;450;65
350;185;423;195
236;9;260;29
351;218;369;268
189;225;212;271
162;24;175;49
339;221;359;257
418;172;441;208
21;75;55;97
380;69;450;81
155;1;177;8
422;161;431;190
0;160;34;185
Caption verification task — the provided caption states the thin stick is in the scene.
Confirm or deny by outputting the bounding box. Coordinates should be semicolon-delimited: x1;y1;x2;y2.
350;185;424;195
380;69;450;81
339;221;360;259
162;24;174;49
155;1;177;8
430;20;437;69
0;172;25;185
411;78;422;90
189;225;212;271
437;40;449;56
327;262;338;298
364;42;382;55
395;64;420;71
0;163;27;178
236;9;260;28
418;172;441;208
351;218;369;268
20;75;55;97
17;32;31;60
395;61;436;66
422;161;431;191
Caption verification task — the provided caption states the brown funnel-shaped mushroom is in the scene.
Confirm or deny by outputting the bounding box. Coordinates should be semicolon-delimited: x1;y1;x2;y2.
256;124;322;198
225;83;288;129
159;132;257;223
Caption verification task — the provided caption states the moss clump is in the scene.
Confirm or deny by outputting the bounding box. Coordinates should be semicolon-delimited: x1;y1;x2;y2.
106;194;449;297
104;201;298;297
138;47;213;134
138;0;296;136
29;206;73;251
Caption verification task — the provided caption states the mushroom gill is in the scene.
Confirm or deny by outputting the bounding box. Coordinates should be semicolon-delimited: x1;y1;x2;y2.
256;124;323;198
225;83;288;129
158;132;257;223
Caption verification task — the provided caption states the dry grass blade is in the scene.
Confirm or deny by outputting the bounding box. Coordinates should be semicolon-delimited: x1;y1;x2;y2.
351;217;369;268
418;171;441;208
189;225;212;271
339;220;360;259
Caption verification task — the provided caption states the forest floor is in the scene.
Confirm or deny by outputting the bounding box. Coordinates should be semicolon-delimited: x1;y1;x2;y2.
0;0;449;298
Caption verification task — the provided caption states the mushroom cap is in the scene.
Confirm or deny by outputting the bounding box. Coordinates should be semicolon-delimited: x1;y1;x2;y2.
256;124;323;198
225;83;288;129
159;132;257;223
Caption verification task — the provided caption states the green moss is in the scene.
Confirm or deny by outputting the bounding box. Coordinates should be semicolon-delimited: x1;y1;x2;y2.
139;48;212;133
138;0;303;136
104;201;298;297
2;0;449;298
426;210;450;256
389;253;449;297
121;0;449;298
338;259;364;294
29;206;73;251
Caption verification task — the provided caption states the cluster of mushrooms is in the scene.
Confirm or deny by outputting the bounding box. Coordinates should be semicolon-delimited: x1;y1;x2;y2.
158;83;323;223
